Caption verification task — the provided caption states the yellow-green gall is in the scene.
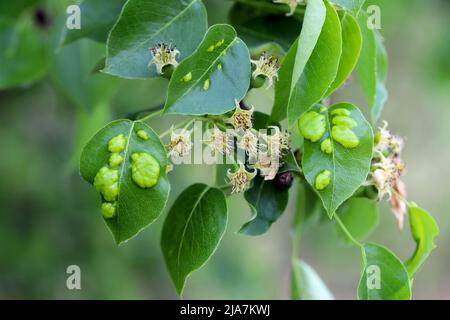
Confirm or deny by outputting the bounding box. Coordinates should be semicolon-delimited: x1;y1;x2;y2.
130;152;160;188
321;138;333;154
108;134;126;153
298;111;326;142
331;125;360;148
332;116;357;128
331;108;351;117
203;79;210;91
207;45;215;52
94;167;119;201
319;106;327;113
137;130;149;141
315;169;332;191
182;72;192;82
215;39;225;48
109;153;123;168
101;202;116;219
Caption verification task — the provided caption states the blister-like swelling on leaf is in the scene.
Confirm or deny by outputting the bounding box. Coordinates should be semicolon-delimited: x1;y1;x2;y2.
331;108;350;117
331;125;360;148
358;243;411;300
320;138;333;154
302;103;373;217
356;11;388;122
63;0;127;45
130;153;160;188
164;24;250;115
94;167;119;201
109;153;123;168
405;205;439;277
108;134;126;153
104;0;207;79
291;259;334;300
80;120;170;244
298;111;326;142
325;12;362;96
161;184;227;296
137;130;149;141
101;202;116;219
241;175;289;236
332;116;357;128
315;170;331;191
287;0;342;126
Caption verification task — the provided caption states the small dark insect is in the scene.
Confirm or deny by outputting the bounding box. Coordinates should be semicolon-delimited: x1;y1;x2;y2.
274;171;294;190
34;8;51;29
239;100;251;111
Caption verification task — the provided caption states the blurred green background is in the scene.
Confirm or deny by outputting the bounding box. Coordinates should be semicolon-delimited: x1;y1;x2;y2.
0;0;449;299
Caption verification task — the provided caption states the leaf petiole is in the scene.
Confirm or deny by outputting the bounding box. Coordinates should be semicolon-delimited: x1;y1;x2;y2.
333;214;363;248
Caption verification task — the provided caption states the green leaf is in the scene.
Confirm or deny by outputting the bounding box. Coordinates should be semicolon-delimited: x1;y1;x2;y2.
253;110;280;130
0;0;40;18
67;102;111;172
164;24;250;115
358;243;411;300
336;197;378;243
405;204;439;278
241;175;289;236
330;0;366;15
356;11;388;122
0;16;49;89
287;0;342;126
325;12;362;96
279;150;301;174
302;103;373;217
228;1;301;51
104;0;207;79
291;259;334;300
271;38;298;122
272;0;330;123
80;119;170;244
161;183;228;295
50;39;118;111
63;0;127;44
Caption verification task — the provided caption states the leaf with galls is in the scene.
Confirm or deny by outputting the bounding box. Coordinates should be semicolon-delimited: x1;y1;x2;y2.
302;103;373;217
80;120;170;244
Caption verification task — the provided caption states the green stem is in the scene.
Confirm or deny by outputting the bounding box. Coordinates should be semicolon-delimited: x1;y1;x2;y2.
291;182;305;262
333;214;363;248
159;118;195;139
138;109;163;122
